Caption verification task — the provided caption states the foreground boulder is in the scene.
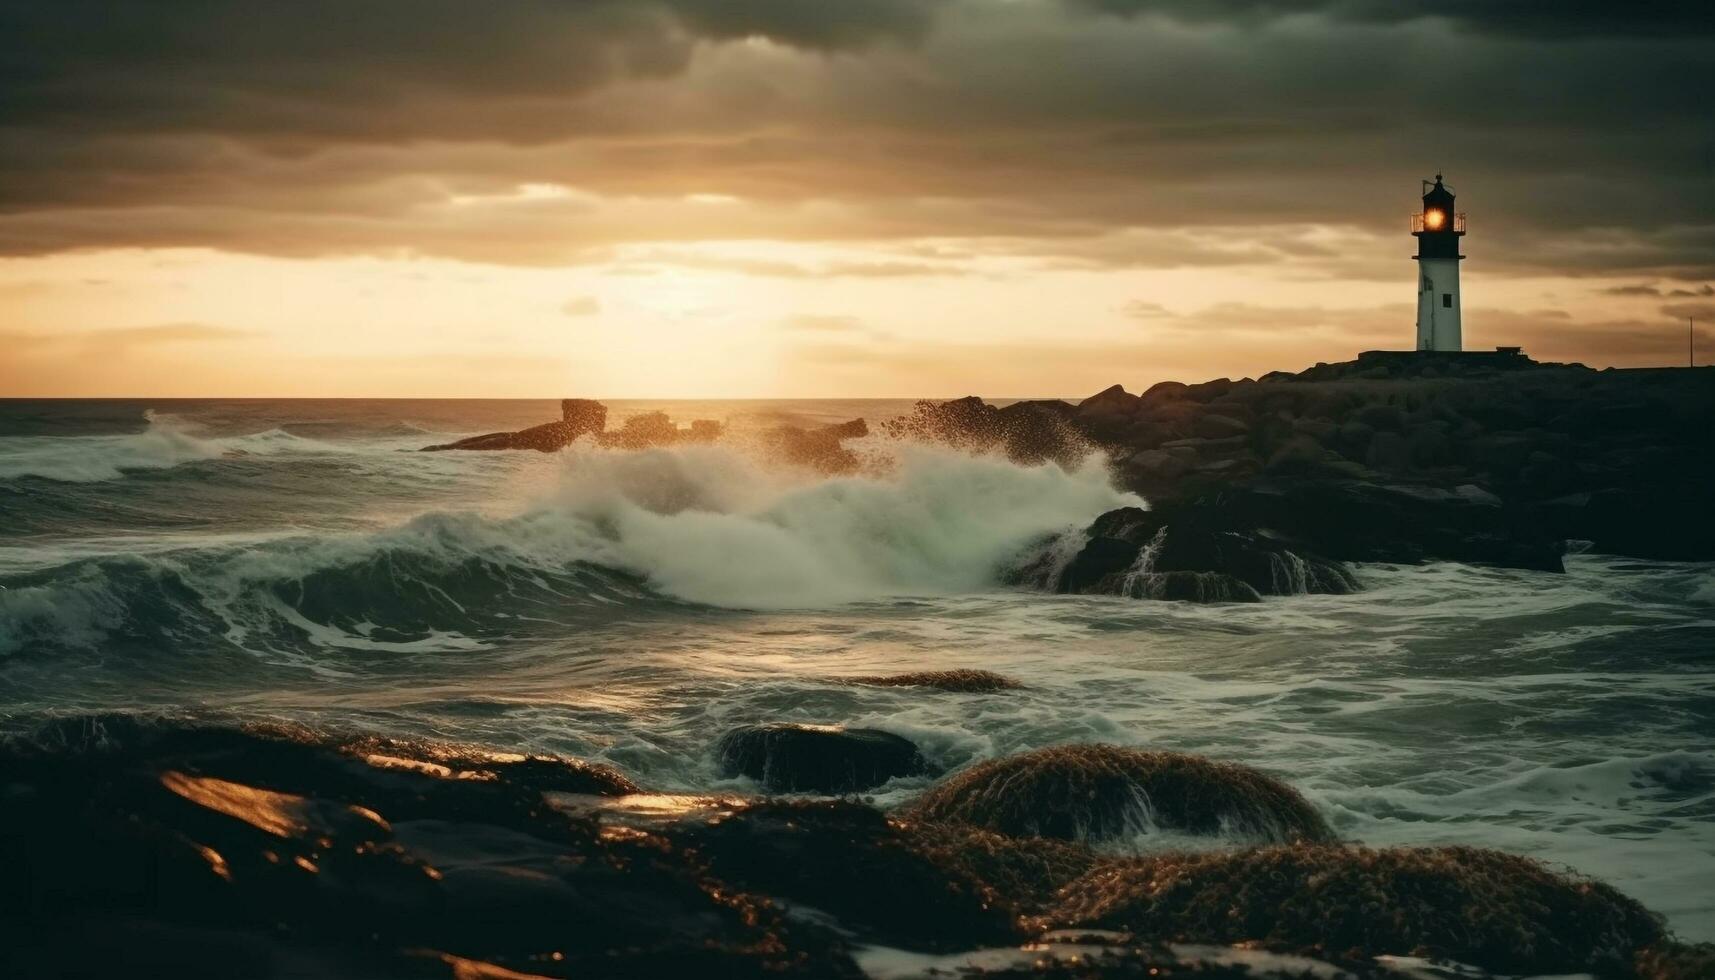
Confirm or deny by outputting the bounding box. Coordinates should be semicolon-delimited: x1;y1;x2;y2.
906;745;1332;844
0;715;854;979
715;723;937;794
1046;844;1665;977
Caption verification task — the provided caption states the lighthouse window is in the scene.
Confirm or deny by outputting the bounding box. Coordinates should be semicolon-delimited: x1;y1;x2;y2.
1442;293;1452;308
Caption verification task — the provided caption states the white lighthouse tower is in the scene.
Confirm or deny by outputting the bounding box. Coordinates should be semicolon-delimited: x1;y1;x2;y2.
1412;174;1465;351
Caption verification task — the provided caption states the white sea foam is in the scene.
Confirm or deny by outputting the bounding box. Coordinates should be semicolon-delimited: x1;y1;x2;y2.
533;443;1141;608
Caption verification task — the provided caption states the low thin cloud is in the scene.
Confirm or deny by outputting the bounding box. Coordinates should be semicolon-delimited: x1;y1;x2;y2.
561;296;602;317
782;314;865;332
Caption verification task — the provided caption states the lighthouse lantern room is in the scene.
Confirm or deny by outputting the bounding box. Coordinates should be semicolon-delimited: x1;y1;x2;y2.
1412;174;1465;351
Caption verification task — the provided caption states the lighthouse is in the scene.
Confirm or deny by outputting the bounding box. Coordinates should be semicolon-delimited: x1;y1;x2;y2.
1412;174;1465;351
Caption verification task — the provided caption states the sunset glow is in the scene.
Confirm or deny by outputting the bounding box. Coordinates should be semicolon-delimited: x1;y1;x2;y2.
1;2;1709;396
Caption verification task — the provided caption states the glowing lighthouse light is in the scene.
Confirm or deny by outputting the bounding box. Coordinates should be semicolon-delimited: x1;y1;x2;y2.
1412;173;1466;351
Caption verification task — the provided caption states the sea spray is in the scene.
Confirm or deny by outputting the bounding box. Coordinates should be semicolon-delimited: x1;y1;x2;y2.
0;443;1140;655
544;443;1142;608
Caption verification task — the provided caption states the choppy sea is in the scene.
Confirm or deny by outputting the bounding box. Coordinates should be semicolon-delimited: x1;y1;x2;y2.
2;398;1711;941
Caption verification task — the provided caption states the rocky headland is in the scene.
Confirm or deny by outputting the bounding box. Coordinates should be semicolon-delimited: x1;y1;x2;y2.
415;353;1710;604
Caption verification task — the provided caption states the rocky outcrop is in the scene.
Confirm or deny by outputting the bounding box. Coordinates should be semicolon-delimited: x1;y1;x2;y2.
420;399;874;466
1011;505;1358;602
715;723;937;793
422;398;609;453
906;744;1333;844
758;418;870;473
1068;357;1713;562
883;396;1088;467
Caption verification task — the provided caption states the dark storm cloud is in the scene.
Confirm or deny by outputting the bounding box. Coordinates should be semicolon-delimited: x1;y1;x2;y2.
0;0;1710;279
1065;0;1715;38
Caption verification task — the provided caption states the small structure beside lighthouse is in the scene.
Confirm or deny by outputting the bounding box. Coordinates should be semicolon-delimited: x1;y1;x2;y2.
1412;174;1466;351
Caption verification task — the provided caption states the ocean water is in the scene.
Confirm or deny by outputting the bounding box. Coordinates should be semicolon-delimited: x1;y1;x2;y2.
2;398;1712;942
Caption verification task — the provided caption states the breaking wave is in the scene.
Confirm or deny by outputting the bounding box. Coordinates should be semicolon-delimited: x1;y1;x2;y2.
0;444;1139;658
0;412;333;483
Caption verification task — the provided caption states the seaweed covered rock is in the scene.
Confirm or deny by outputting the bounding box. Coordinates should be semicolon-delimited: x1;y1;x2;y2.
906;745;1332;844
716;723;937;794
848;669;1024;692
1047;844;1666;977
1636;942;1715;980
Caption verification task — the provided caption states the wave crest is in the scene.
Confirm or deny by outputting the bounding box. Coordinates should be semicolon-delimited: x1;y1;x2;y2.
1;444;1139;657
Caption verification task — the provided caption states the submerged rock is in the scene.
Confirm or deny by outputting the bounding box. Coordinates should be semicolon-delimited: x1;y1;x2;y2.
906;745;1332;844
1047;844;1665;977
715;723;937;794
847;670;1024;692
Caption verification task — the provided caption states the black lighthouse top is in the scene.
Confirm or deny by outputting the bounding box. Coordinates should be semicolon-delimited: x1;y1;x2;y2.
1412;173;1465;261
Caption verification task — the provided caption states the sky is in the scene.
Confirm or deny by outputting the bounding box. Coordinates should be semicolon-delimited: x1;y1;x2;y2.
1;0;1712;398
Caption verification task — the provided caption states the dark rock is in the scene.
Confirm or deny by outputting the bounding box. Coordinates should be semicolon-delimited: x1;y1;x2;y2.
423;400;608;452
1180;482;1566;572
599;411;678;449
715;724;936;794
882;397;1087;467
906;745;1333;844
422;418;584;453
0;714;853;979
1537;486;1715;560
1016;506;1359;601
1047;845;1664;977
1363;430;1410;471
1195;413;1251;440
1139;380;1189;403
560;398;608;431
847;670;1023;692
1076;384;1140;419
760;418;868;473
678;799;1015;951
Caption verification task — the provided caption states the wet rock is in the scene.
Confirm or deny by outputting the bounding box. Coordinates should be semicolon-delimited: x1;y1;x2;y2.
423;400;608;452
1046;844;1664;977
883;396;1087;467
422;418;587;453
1636;942;1715;980
1;715;847;979
1076;384;1141;420
599;411;678;449
1182;482;1565;572
560;398;608;431
680;799;1015;951
906;745;1333;844
1538;486;1715;561
848;670;1024;692
715;724;937;794
1193;413;1250;440
760;418;868;472
1020;507;1358;601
